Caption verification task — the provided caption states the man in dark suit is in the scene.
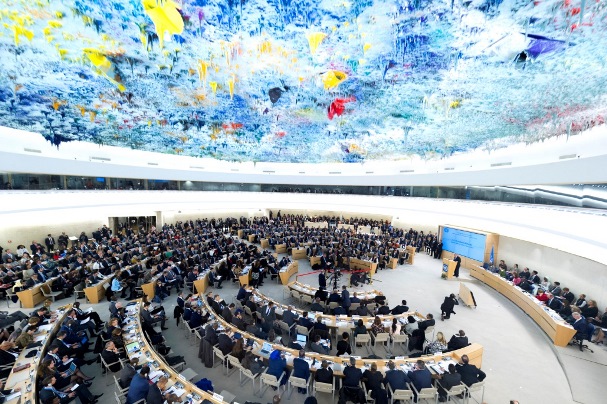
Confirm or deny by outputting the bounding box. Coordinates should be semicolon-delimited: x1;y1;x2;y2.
101;341;122;372
391;300;409;315
572;312;589;343
147;377;169;404
453;254;461;278
281;306;298;326
407;360;432;398
314;316;328;332
222;303;235;324
45;234;56;253
292;350;311;394
333;305;347;315
310;298;325;313
204;323;220;345
232;310;248;331
546;293;563;311
342;356;363;387
318;270;327;289
383;361;410;393
218;332;234;355
314;360;334;384
119;358;139;388
336;332;352;356
447;330;469;351
417;314;435;332
341;285;351;311
314;287;328;302
328;289;341;304
350;292;361;304
39;376;77;403
559;288;575;304
142;301;167;330
455;355;486;386
298;312;314;330
356;304;371;317
376;301;391;315
261;301;277;324
438;363;462;401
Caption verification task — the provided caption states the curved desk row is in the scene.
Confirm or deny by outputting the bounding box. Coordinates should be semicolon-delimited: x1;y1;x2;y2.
5;304;72;404
288;281;386;303
201;296;484;374
469;266;576;347
123;301;227;404
249;288;420;331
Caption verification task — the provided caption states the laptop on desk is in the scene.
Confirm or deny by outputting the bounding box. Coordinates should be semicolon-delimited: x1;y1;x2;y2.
259;342;273;357
296;334;307;345
126;341;140;353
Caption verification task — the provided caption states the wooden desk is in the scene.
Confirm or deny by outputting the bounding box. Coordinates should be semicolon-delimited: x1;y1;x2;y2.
388;257;398;269
16;277;57;308
141;275;160;299
123;302;227;404
238;271;251;287
6;304;71;403
248;235;256;243
279;261;298;285
459;282;476;308
275;244;287;254
84;274;114;304
237;230;244;239
260;238;269;249
291;248;306;260
469;266;576;347
193;275;209;294
349;258;377;277
309;256;321;267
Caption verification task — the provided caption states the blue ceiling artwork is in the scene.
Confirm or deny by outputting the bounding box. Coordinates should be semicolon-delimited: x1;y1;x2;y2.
0;0;605;163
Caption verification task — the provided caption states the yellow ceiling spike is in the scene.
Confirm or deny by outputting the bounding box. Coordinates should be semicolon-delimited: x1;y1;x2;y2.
141;0;184;49
209;81;217;95
307;32;326;54
227;77;234;100
363;43;371;53
322;70;348;90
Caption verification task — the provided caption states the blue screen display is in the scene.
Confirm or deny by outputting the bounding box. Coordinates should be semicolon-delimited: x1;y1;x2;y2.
442;227;486;262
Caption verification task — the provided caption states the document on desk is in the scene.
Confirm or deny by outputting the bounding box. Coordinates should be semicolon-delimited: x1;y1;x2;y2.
38;324;53;332
166;386;186;397
5;392;21;402
34;335;46;342
149;370;164;382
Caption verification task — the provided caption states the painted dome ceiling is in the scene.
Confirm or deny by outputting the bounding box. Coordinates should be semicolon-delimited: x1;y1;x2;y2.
0;0;605;163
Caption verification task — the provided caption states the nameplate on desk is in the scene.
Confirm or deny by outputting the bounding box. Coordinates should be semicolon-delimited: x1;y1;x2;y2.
178;374;186;381
212;392;224;401
395;356;405;360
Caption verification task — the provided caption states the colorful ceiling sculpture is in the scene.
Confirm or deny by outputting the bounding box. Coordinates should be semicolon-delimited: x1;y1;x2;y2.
0;0;605;163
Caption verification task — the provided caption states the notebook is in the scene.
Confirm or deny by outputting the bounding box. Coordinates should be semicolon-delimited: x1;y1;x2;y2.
296;334;307;344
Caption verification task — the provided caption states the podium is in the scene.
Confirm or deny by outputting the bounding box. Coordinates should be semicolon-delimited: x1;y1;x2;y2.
405;246;416;265
442;258;457;279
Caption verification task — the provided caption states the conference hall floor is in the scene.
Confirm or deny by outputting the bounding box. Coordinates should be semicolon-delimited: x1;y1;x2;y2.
9;249;607;404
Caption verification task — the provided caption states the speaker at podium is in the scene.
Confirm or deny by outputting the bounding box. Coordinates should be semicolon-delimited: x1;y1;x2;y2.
442;258;457;279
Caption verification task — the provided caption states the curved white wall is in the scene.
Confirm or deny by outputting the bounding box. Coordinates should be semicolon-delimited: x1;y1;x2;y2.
1;124;607;186
0;191;605;304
